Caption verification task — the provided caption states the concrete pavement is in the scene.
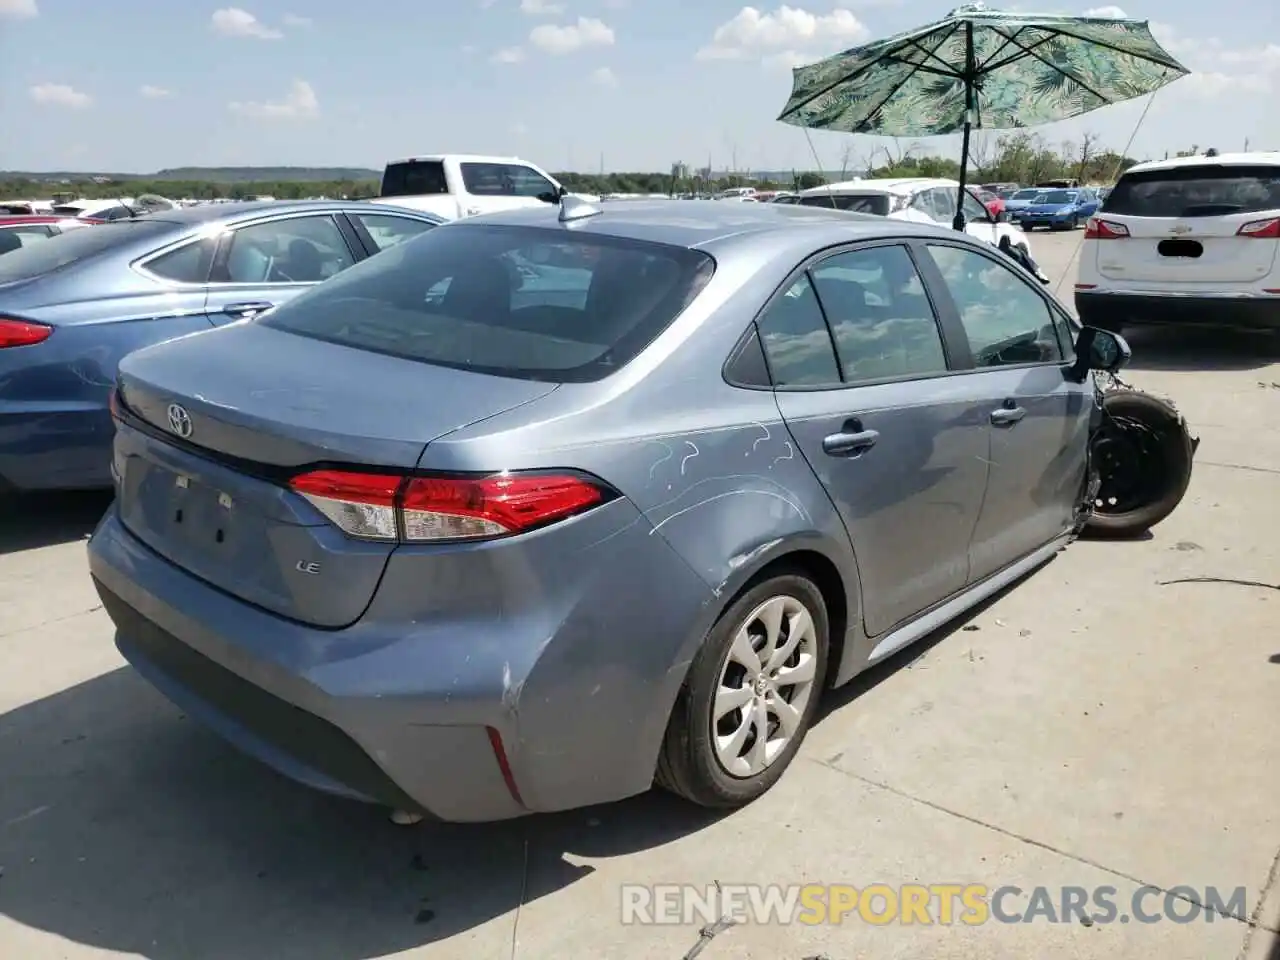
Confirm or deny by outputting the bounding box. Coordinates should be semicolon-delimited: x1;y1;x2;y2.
1;229;1277;959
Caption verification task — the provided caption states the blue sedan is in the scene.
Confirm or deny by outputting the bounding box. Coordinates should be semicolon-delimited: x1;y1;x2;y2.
0;200;442;492
1008;188;1101;231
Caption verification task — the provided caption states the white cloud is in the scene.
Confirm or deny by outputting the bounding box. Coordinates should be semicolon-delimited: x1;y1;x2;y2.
491;45;526;63
591;66;618;86
529;17;615;55
520;0;565;14
229;79;319;120
602;0;628;7
696;6;870;63
139;84;174;99
1150;23;1279;98
211;7;282;39
29;82;91;108
0;0;38;19
281;13;312;26
1083;6;1127;17
512;122;529;135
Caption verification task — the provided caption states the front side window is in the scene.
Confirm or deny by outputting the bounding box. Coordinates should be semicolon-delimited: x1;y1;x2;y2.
926;243;1062;368
756;275;841;387
810;245;948;384
217;215;355;284
460;163;558;200
259;224;714;383
960;189;989;221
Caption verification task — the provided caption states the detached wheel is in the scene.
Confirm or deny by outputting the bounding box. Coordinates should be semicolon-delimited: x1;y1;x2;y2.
1083;389;1195;539
656;574;828;807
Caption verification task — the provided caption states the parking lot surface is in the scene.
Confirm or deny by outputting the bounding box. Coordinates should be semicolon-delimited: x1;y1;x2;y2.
2;230;1278;960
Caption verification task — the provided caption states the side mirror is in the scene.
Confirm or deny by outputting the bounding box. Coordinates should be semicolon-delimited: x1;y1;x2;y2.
1069;326;1131;380
558;185;569;198
995;210;1010;223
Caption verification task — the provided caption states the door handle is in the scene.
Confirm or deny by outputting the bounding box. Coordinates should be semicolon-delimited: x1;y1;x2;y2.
222;301;273;318
990;403;1026;426
823;419;880;457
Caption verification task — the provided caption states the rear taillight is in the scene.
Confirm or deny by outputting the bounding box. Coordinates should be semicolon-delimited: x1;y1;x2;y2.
288;469;610;542
0;317;52;348
1237;217;1280;239
1084;218;1128;239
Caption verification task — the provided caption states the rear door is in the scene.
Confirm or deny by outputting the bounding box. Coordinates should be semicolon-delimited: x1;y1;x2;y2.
1093;163;1280;287
763;241;992;638
916;239;1092;582
201;212;362;324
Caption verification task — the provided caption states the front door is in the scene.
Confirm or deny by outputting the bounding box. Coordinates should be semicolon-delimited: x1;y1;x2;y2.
760;243;992;637
201;212;361;324
917;240;1093;582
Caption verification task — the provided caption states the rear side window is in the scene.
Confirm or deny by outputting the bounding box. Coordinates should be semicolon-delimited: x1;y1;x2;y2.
756;276;841;386
1103;165;1280;218
0;219;169;283
259;224;715;383
797;193;891;216
144;236;217;283
351;212;436;252
380;160;448;198
811;246;948;383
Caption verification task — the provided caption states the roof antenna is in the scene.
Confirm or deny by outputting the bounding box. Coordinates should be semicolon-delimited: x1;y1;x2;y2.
558;195;602;223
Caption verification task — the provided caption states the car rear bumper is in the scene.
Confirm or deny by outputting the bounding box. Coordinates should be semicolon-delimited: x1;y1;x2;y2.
1074;291;1280;330
87;500;713;822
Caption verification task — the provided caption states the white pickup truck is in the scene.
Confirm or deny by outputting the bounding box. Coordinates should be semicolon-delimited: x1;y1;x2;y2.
369;154;598;221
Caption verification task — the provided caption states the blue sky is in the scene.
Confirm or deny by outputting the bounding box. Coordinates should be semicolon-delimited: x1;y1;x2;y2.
1;0;1276;173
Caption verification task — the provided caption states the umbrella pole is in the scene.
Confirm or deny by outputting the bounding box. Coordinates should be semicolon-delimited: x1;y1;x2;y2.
953;116;971;231
953;20;975;232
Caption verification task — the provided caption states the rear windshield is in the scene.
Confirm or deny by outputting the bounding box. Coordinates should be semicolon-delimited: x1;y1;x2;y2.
259;224;716;383
797;193;891;215
0;219;169;283
1040;190;1076;204
380;160;448;198
1011;189;1041;200
1103;165;1280;218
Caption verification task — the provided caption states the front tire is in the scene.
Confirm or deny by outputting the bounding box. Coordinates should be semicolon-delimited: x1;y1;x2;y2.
656;573;829;808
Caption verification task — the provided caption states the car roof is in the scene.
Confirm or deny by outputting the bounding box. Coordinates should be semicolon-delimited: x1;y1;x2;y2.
1123;151;1280;175
797;177;965;197
448;199;969;254
127;199;438;226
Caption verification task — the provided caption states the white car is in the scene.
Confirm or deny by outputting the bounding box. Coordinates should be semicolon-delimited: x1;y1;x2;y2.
795;177;1044;279
1075;152;1280;334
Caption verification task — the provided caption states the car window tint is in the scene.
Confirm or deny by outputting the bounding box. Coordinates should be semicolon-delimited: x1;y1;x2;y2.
259;224;714;383
379;160;448;198
219;215;354;284
910;191;938;221
756;276;841;386
352;213;436;252
797;193;891;215
1103;165;1280;217
926;243;1063;368
144;236;217;283
931;188;957;218
810;246;948;384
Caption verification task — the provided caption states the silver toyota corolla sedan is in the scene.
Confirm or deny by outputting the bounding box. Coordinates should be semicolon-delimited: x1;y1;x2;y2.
87;199;1127;822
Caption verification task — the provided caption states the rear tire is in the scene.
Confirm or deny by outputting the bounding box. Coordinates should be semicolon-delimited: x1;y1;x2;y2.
656;573;829;808
1083;389;1195;539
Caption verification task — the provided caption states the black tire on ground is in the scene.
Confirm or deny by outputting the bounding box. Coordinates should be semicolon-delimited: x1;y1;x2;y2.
656;572;829;808
1070;214;1079;230
1082;389;1195;539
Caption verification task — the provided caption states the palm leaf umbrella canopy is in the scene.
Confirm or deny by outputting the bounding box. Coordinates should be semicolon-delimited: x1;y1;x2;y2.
777;3;1190;229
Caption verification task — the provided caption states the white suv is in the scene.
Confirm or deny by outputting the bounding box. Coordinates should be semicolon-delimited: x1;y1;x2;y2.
794;177;1044;278
1075;152;1280;333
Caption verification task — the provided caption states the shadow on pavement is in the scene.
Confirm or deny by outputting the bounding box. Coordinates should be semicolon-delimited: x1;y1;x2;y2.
0;667;724;960
1123;326;1280;373
0;491;113;556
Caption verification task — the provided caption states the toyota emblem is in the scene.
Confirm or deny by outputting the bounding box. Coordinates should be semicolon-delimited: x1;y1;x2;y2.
166;403;193;438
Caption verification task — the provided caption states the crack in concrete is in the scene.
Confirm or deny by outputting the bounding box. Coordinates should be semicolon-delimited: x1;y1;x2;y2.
813;759;1271;931
1236;847;1280;960
1200;460;1280;476
680;915;736;959
0;604;104;641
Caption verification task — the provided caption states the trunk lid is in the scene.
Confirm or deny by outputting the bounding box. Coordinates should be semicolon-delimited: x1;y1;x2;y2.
114;321;557;627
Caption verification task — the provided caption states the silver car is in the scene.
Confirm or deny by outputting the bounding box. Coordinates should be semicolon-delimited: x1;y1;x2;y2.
88;200;1126;822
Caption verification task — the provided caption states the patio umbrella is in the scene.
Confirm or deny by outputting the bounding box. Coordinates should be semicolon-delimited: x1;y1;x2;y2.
777;3;1189;230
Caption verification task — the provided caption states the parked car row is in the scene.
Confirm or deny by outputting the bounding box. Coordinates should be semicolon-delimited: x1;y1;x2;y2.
77;195;1133;824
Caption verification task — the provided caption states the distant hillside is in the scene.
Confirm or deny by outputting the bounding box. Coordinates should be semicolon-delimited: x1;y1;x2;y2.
0;166;382;183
